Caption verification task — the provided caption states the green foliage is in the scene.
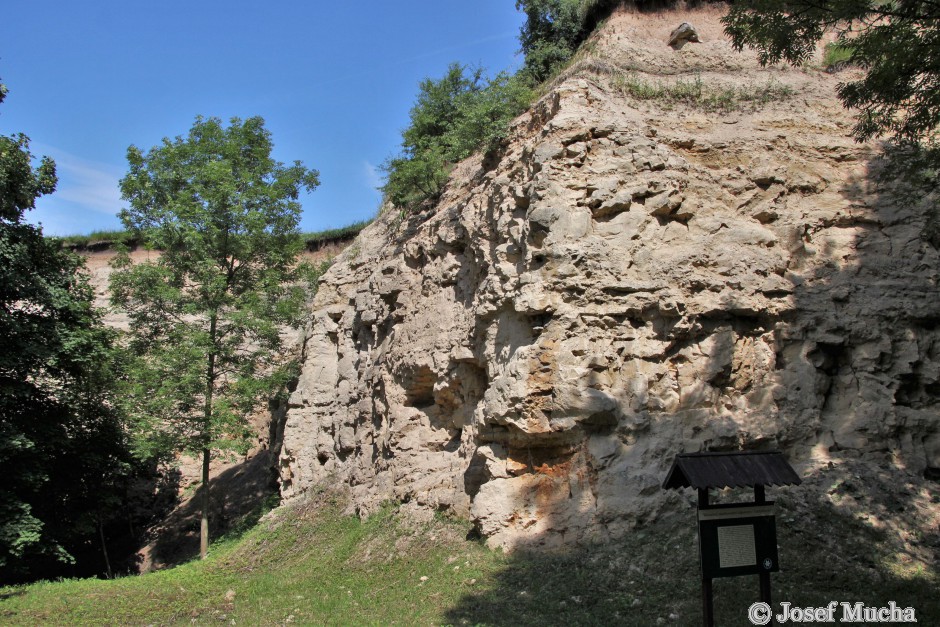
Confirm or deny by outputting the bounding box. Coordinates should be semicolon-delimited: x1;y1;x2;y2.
301;219;372;248
723;0;940;142
0;90;56;222
0;81;131;581
382;146;450;210
381;65;532;212
822;41;855;68
613;73;794;111
55;229;138;248
516;0;586;84
452;71;534;152
111;115;319;555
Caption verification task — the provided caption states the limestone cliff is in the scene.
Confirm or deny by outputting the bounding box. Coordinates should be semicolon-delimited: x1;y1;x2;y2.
278;5;940;548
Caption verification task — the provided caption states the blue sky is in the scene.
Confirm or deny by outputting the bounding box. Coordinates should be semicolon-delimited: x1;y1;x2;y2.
0;1;526;236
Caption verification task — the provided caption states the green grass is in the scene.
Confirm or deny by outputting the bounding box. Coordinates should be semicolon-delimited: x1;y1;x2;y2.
612;73;795;113
823;41;855;68
51;221;370;251
301;219;372;247
0;490;502;625
55;229;138;248
2;486;937;625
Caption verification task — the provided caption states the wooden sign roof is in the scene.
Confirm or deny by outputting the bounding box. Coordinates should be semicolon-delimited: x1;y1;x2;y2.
662;450;801;490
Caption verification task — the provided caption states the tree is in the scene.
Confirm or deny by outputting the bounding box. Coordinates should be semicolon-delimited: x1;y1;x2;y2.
723;0;940;143
382;64;531;210
1;81;130;581
111;115;319;559
516;0;586;84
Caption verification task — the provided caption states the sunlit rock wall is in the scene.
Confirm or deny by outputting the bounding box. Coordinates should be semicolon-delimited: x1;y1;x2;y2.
278;7;940;548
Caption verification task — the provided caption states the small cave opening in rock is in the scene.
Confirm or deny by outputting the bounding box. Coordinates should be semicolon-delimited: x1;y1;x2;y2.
402;364;437;409
443;428;462;452
529;311;553;336
895;373;920;408
464;452;489;499
809;341;847;377
530;252;548;271
527;222;549;249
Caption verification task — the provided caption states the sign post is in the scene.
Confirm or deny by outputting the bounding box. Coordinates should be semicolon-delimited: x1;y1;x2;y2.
663;451;801;626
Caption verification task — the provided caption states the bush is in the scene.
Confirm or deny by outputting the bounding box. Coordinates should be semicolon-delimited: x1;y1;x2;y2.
822;41;855;69
382;148;450;209
516;0;586;84
382;65;532;211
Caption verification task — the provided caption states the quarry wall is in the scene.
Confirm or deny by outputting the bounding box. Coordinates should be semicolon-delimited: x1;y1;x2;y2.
278;6;940;548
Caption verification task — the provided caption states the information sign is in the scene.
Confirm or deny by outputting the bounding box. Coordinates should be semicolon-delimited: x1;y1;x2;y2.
698;503;779;579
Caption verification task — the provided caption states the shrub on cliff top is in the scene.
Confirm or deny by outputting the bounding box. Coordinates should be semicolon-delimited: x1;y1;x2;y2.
517;1;720;84
382;65;531;211
516;0;586;84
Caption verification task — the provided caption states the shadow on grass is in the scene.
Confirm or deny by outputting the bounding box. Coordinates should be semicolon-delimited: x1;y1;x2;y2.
141;449;279;570
445;133;940;625
445;462;939;625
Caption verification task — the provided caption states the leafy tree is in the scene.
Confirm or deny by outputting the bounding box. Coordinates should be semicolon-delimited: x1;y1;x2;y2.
516;0;586;84
1;81;130;580
515;0;638;84
382;65;531;210
723;0;940;142
111;115;319;559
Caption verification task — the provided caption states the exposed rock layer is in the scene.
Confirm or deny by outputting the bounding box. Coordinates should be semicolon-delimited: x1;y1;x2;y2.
279;6;940;548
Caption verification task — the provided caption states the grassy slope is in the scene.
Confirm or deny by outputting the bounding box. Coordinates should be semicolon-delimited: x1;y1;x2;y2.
53;221;372;249
1;490;498;625
2;486;937;626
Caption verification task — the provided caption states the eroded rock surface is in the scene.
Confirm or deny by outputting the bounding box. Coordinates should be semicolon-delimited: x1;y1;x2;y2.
279;6;940;548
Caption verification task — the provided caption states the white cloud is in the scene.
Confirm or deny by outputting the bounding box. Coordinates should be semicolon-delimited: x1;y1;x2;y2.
33;143;123;216
17;144;125;235
363;160;384;191
402;31;519;66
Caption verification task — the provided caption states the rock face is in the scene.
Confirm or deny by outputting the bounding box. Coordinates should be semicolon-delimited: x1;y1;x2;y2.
278;6;940;548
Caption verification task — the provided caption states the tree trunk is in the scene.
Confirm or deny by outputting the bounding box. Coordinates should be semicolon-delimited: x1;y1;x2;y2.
98;515;113;579
201;312;217;560
200;446;210;560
